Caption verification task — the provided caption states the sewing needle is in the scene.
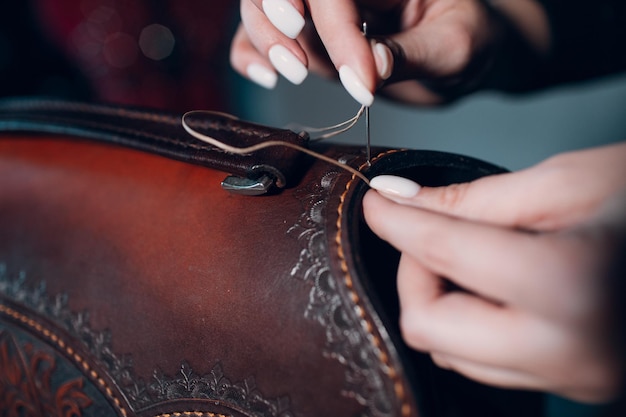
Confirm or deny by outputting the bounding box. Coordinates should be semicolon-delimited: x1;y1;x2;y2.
362;22;372;166
365;105;371;166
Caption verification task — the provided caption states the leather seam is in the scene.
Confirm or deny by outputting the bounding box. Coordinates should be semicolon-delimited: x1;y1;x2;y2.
7;116;218;152
4;100;182;125
335;148;411;417
0;302;129;417
47;118;217;152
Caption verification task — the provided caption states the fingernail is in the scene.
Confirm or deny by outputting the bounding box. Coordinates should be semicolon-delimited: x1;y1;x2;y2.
246;63;278;89
370;175;421;198
372;42;393;80
339;65;374;106
268;44;308;85
262;0;305;39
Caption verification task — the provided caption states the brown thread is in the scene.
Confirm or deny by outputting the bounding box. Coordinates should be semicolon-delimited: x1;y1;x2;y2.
0;303;129;417
182;109;371;185
334;149;412;417
10;99;375;185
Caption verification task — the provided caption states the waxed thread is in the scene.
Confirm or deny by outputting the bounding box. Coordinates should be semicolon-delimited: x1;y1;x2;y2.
181;107;370;185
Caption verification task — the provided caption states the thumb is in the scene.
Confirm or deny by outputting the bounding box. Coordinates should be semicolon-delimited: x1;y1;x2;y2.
368;169;564;230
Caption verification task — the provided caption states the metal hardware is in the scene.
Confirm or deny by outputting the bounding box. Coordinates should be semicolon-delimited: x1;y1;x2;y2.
365;105;371;166
362;22;371;166
221;174;275;196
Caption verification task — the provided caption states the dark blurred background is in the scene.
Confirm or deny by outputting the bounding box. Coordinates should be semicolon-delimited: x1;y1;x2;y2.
0;0;238;112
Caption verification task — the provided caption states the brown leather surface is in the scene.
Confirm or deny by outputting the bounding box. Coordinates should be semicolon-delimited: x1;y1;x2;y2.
0;132;543;417
0;135;410;417
0;98;308;189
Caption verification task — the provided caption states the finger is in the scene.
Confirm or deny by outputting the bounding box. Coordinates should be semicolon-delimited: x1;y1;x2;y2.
395;254;602;389
430;351;547;392
363;190;559;311
399;274;533;366
371;145;626;231
396;253;443;313
245;0;306;39
367;2;475;79
240;0;309;85
370;167;577;231
431;349;622;403
396;242;531;367
367;0;500;104
230;25;278;89
305;0;376;106
369;36;457;105
401;284;578;374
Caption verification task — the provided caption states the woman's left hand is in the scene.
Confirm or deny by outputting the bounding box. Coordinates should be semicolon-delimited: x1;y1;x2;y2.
363;144;626;402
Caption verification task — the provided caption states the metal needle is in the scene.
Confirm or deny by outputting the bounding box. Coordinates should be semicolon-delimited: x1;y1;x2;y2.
365;105;371;166
362;22;371;166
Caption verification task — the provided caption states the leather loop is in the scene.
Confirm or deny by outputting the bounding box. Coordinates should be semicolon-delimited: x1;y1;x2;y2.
0;120;544;417
0;97;308;189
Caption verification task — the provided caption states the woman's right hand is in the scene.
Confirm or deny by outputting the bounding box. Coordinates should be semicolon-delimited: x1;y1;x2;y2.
230;0;551;106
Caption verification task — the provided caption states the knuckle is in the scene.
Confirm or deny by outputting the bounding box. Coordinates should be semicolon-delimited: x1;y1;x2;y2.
399;311;431;350
429;182;471;215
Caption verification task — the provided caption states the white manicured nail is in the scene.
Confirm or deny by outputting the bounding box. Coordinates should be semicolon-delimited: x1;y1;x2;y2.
247;63;278;89
268;44;307;85
373;42;393;80
370;175;421;198
262;0;305;39
339;65;374;107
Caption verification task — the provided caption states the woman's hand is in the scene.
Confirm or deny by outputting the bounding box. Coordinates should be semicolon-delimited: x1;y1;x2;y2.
363;142;626;402
230;0;551;105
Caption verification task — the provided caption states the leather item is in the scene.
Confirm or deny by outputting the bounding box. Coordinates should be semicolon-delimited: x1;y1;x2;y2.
0;97;307;190
0;98;543;417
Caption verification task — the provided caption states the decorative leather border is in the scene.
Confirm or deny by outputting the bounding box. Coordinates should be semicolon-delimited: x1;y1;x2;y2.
336;150;411;417
287;149;410;417
0;302;130;417
0;265;291;417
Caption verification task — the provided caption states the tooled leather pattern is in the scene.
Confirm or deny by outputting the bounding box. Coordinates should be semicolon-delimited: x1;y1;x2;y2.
0;329;93;416
0;265;294;417
0;98;306;187
288;151;405;417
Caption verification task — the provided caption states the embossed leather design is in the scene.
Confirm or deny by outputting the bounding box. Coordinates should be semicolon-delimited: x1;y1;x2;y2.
0;100;543;417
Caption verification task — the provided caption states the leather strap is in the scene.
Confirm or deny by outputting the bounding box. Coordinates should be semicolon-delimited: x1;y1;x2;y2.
0;97;308;191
